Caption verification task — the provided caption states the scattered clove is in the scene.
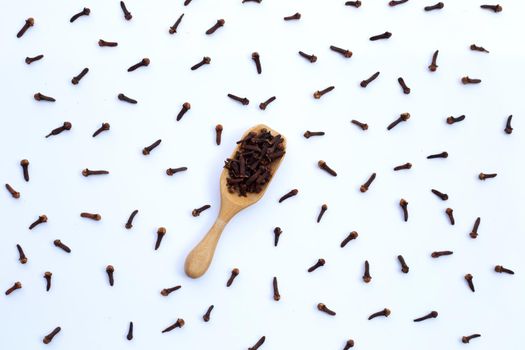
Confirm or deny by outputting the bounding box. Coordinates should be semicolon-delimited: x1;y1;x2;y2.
29;215;47;230
5;184;20;198
98;39;118;47
398;255;409;273
176;102;191;121
92;123;110;137
118;93;137;104
127;58;150;72
70;7;90;23
479;172;497;180
424;2;444;11
298;51;317;63
43;327;61;344
191;56;211;70
313;86;335;99
279;189;298;203
469;217;480;239
447;115;465;124
480;4;502;12
5;281;22;295
192;205;211;217
248;336;266;350
345;1;362;7
318;160;337;176
205;19;225;35
259;96;276;110
431;250;453;258
169;14;184;34
252;52;262;74
362;260;372;283
166;167;188;176
44;272;52;291
226;268;240;287
26;54;44;64
428;50;439;71
20;159;30;181
284;13;301;21
46;122;71;138
53;239;71;253
317;204;328;223
120;1;132;20
106;265;115;286
504;115;513;134
462;334;481;344
203;305;214;322
360;173;376;193
465;274;475;292
162;319;185;333
330;45;352;58
126;322;133;341
317;303;336;316
369;32;392;41
389;0;409;7
351;119;368;130
445;208;455;225
387;113;410;130
142;139;162;155
161;285;181;296
34;92;56;102
304;131;325;138
360;71;380;88
155;227;166;250
17;244;27;264
368;308;390;320
272;276;280;301
125;210;138;229
397;77;411;94
413;311;438;322
340;231;358;248
343;340;355;349
80;212;101;221
495;265;514;274
308;258;325;272
470;44;489;53
82;169;109;177
399;199;408;221
431;189;448;201
17;18;34;38
427;151;448;159
273;227;282;246
215;124;223;145
461;76;482;84
227;93;249;105
394;162;412;171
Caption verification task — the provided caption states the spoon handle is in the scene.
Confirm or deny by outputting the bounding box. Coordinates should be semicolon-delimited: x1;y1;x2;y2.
185;216;230;278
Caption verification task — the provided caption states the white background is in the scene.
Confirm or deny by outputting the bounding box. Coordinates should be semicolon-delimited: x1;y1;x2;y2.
1;0;524;349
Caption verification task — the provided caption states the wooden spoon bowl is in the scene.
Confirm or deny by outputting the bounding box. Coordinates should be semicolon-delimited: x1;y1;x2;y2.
184;124;286;278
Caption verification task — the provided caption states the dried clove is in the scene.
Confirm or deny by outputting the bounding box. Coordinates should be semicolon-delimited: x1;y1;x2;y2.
393;162;412;171
226;268;240;287
318;160;337;176
298;51;317;63
34;92;56;102
368;308;390;320
127;58;150;72
252;52;262;74
431;189;448;201
259;96;276;110
317;204;328;223
120;1;132;20
495;265;514;274
369;32;391;41
462;334;481;344
345;1;362;7
5;281;22;295
431;250;453;258
351;119;368;130
424;2;444;11
206;19;225;35
362;260;372;283
447;115;465;124
272;276;280;301
317;303;336;316
5;184;20;198
155;227;166;250
17;244;27;264
478;172;497;180
142;139;162;155
304;131;325;138
330;45;352;58
118;93;137;104
54;239;71;253
413;311;438;322
98;39;118;47
313;86;335;99
387;113;410;130
227;93;249;105
469;217;480;239
249;336;266;350
203;305;214;322
43;327;61;344
92;123;110;137
126;322;133;341
176;102;191;121
166;167;188;176
360;173;376;193
82;168;109;177
470;44;489;53
389;0;409;7
17;18;34;38
215;124;223;145
273;227;282;246
480;4;502;12
398;255;409;273
45;122;71;138
427;151;448;159
243;0;262;3
161;285;181;296
343;340;355;349
504;115;513;134
80;212;101;221
461;76;482;84
284;12;301;21
399;199;408;221
25;54;44;64
162;319;185;333
428;50;439;71
106;265;115;286
29;215;47;230
308;258;325;272
184;0;192;5
169;14;184;34
192;205;211;217
340;231;358;248
44;272;52;291
397;77;411;94
70;7;90;22
360;71;380;88
465;274;475;292
445;208;455;225
125;209;138;229
191;56;211;70
20;159;30;181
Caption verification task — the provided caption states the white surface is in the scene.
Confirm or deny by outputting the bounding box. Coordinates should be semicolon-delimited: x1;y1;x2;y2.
1;0;524;349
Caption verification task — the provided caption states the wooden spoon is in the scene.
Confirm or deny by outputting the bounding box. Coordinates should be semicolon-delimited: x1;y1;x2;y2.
184;124;286;278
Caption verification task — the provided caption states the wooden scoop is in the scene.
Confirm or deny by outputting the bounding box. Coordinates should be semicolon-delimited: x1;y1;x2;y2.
184;124;286;279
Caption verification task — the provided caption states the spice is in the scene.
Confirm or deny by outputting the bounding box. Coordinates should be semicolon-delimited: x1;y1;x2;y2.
308;258;325;272
46;122;71;138
224;129;285;196
389;0;409;6
317;204;328;223
92;123;110;137
504;115;513;134
431;250;453;258
304;131;325;138
259;96;276;110
252;52;262;74
17;18;34;38
318;160;337;176
248;336;266;350
413;311;438;322
284;13;301;21
362;260;371;283
447;115;465;124
176;102;191;121
462;334;481;343
126;322;133;341
345;1;361;7
43;327;61;344
205;19;225;35
317;303;336;316
470;44;489;53
226;268;240;287
29;215;47;230
44;272;52;291
214;124;223;145
424;2;444;11
20;159;30;181
494;265;514;274
82;169;109;177
397;255;409;273
368;308;390;320
192;205;211;217
369;32;391;41
360;71;380;88
469;217;480;239
478;172;497;180
445;208;455;225
427;151;448;159
351;120;368;130
166;167;188;176
227;93;249;105
464;274;475;292
273;227;282;246
272;277;280;301
128;58;150;72
34;92;56;102
203;305;214;322
330;45;352;58
393;162;412;171
169;14;184;34
343;340;355;349
118;93;137;104
120;1;132;20
340;231;358;248
191;57;211;70
399;199;408;221
54;239;71;253
162;319;185;333
298;51;317;63
278;189;298;202
80;212;101;221
155;227;166;250
461;76;482;84
106;265;115;286
70;8;90;23
397;77;411;94
5;184;20;198
5;281;22;295
142;139;162;155
125;210;138;229
313;86;335;99
17;244;27;264
161;285;181;296
25;54;44;64
480;4;502;12
428;50;439;71
98;39;118;47
360;173;376;193
387;113;410;130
